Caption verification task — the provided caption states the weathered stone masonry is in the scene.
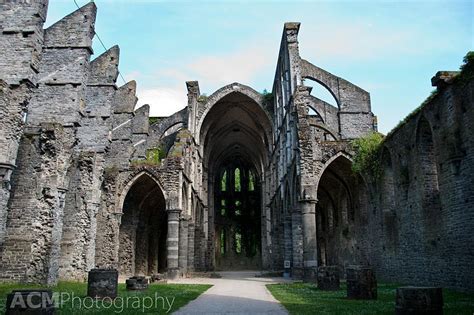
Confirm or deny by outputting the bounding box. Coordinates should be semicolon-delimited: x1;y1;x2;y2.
0;1;472;292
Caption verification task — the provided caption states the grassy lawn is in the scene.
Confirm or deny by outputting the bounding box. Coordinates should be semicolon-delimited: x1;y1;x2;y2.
267;282;474;315
0;282;211;314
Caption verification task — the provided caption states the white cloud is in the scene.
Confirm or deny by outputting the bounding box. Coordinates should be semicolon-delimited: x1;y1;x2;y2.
135;86;187;117
299;21;435;62
131;39;275;117
186;43;273;87
155;39;275;94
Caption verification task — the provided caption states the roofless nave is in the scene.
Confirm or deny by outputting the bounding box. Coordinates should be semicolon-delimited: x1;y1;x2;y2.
0;1;473;293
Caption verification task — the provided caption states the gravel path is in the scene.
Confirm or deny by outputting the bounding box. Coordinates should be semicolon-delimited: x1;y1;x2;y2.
171;271;291;315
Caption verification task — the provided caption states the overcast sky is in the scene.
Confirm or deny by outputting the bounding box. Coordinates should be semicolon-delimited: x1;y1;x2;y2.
45;0;472;134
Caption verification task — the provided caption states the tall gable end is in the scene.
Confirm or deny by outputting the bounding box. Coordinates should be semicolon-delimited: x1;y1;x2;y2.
88;46;120;85
44;2;96;51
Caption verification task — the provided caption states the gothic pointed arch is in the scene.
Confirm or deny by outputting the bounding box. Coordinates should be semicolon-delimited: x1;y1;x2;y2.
315;153;368;268
118;170;168;276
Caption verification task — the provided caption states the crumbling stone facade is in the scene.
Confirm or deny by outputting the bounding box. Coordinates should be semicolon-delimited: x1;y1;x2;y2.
0;1;472;292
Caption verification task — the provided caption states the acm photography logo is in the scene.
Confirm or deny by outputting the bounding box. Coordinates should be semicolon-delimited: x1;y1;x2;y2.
2;290;176;313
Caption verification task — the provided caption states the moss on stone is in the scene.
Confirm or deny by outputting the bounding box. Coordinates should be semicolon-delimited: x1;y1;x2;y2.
130;145;166;166
148;116;160;125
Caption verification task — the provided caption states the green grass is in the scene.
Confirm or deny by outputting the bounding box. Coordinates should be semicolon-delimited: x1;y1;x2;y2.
0;282;211;314
267;282;474;315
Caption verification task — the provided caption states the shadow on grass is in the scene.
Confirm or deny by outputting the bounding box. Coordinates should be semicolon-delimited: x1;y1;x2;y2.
267;282;474;315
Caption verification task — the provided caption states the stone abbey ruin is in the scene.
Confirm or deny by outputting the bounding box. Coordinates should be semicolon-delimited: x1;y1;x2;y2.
0;1;473;292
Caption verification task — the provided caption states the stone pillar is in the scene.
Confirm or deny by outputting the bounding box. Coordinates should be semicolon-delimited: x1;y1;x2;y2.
187;222;195;272
300;190;318;281
291;209;303;278
178;216;189;276
166;209;181;279
283;214;293;277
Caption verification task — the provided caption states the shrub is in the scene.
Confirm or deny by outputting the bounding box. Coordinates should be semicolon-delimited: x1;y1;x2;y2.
262;89;274;105
350;132;384;177
198;93;208;102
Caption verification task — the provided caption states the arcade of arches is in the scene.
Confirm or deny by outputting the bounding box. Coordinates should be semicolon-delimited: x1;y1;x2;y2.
1;7;471;293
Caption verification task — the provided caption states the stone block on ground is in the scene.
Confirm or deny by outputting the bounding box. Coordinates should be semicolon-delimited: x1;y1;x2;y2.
87;268;118;299
317;265;340;290
126;276;149;290
150;273;167;283
395;286;443;315
346;266;377;299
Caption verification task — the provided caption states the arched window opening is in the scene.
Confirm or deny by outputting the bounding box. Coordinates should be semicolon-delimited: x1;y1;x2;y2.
221;199;226;216
220;229;226;255
221;171;227;192
308;106;319;116
248;171;255;191
234;168;241;192
303;78;338;108
235;231;242;254
214;161;261;270
161;122;184;138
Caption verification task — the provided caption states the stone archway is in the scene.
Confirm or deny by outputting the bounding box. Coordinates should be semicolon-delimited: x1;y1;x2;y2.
199;87;272;271
316;155;368;272
118;173;168;276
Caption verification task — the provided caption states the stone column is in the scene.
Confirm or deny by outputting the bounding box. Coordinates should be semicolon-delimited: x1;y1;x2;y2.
178;216;189;276
283;214;293;276
166;209;181;279
291;209;304;278
300;190;318;281
187;222;195;272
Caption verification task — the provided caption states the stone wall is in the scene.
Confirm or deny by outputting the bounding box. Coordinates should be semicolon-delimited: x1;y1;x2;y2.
363;67;474;292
